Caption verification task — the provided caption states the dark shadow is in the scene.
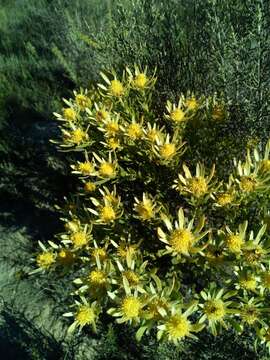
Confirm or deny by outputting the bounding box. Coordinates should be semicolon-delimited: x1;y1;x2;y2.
0;304;71;360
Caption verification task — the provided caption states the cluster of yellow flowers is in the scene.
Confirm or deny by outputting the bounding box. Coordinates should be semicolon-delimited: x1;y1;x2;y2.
33;66;270;349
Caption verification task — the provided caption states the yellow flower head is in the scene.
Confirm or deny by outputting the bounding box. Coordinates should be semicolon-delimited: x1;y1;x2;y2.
84;182;96;192
216;193;234;206
135;196;155;221
127;123;143;139
99;162;116;177
96;109;109;121
63;108;76;121
71;231;88;248
58;249;75;266
89;270;107;286
105;121;120;135
100;205;116;222
92;247;107;261
188;177;208;197
243;246;263;265
75;94;90;108
239;275;257;291
110;79;124;96
260;159;270;173
121;296;141;319
133;73;148;89
204;299;225;321
166;315;191;340
117;245;137;259
186;97;198;111
241;305;259;325
160;143;176;159
36;252;55;269
123;270;140;286
69;129;88;144
262;272;270;289
76;305;95;327
107;137;121;150
226;234;243;253
78;162;94;175
170;108;185;122
240;176;257;192
170;229;194;254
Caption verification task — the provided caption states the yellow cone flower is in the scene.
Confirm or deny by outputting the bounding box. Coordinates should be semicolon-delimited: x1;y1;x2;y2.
36;252;55;269
166;315;191;340
133;73;148;89
76;305;95;327
121;296;141;319
110;79;124;96
63;108;76;121
71;232;88;248
204;299;225;321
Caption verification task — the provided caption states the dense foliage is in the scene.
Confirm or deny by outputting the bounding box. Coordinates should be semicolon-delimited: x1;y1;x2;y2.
32;67;270;351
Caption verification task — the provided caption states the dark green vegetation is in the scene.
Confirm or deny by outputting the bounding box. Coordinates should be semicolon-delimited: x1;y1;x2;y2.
0;0;270;358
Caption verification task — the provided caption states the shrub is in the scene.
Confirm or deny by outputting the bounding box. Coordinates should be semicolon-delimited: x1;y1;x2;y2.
31;66;270;351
